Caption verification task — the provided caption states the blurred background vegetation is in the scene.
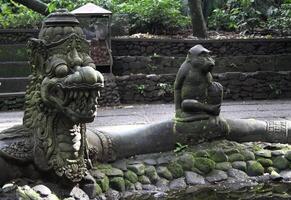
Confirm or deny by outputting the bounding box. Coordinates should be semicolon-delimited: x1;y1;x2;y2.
0;0;290;36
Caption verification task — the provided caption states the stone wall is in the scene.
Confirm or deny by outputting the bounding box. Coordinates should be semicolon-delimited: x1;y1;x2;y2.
116;71;291;104
0;29;38;44
113;54;291;75
111;38;291;57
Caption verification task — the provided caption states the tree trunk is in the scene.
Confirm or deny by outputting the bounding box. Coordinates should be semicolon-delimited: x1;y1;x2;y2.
13;0;49;16
188;0;208;38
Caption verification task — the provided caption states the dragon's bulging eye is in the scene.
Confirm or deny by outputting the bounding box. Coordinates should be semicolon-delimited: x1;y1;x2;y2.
55;64;68;78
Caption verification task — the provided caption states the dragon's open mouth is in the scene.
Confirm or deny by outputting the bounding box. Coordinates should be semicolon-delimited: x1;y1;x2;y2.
50;83;102;122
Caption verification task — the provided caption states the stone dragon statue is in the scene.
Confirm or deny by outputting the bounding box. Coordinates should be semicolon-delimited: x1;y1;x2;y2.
0;10;173;196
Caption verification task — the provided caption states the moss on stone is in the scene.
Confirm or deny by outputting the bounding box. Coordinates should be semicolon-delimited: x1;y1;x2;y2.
127;164;145;176
138;175;151;184
193;157;215;175
167;162;184;178
178;153;195;170
229;153;245;162
157;166;173;180
97;164;112;170
210;150;228;162
240;150;255;161
285;150;291;161
267;167;279;174
124;179;134;190
232;161;247;172
257;158;273;167
96;176;109;193
273;156;289;170
145;166;159;183
195;150;210;158
95;184;102;195
124;170;138;184
247;161;264;176
215;162;232;171
110;177;125;192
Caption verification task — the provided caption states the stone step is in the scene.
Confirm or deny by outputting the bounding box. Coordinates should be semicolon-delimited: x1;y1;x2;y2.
0;61;30;77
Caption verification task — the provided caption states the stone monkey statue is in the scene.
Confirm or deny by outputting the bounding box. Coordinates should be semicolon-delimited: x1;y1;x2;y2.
174;45;229;144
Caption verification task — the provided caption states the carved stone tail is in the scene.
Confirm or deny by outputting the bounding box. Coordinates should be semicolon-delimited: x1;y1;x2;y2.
226;119;291;144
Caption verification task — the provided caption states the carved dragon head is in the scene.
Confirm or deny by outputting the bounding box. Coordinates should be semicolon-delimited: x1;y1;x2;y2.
23;9;104;182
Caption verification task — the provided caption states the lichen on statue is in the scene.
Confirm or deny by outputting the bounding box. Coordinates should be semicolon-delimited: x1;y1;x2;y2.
174;45;229;144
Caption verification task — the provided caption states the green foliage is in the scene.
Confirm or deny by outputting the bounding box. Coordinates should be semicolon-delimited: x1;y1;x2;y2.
267;4;291;34
0;0;43;28
136;84;145;95
208;0;263;32
157;83;173;96
174;142;188;153
113;0;190;34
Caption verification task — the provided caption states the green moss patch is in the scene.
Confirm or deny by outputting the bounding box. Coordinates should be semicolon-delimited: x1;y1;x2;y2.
247;161;264;176
167;162;184;178
193;158;215;175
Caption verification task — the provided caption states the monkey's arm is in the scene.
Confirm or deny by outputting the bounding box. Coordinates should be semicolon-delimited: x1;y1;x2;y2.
181;99;220;116
174;65;187;110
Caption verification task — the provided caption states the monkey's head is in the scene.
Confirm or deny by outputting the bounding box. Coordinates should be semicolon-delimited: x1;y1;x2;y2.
187;45;215;73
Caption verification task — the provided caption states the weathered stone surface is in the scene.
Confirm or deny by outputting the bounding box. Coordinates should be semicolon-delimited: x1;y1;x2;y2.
106;189;120;200
112;160;127;171
240;150;255;161
178;153;195;170
32;184;51;197
103;168;124;177
134;182;143;190
169;178;187;190
156;178;170;192
124;180;135;191
255;150;272;158
145;166;159;183
232;161;247;171
167;162;184;178
195;150;210;158
227;168;248;180
96;176;110;193
205;170;228;183
229;153;245;162
279;170;291;180
91;169;106;179
144;159;157;165
215;162;232;171
70;187;89;200
157;166;173;180
142;184;157;191
257;158;273;167
271;150;285;157
247;161;264;176
138;175;151;184
285;150;291;161
185;171;206;185
270;170;283;181
127;164;145;176
211;150;228;162
110;177;125;192
193;158;216;175
273;156;289;170
124;170;138;184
